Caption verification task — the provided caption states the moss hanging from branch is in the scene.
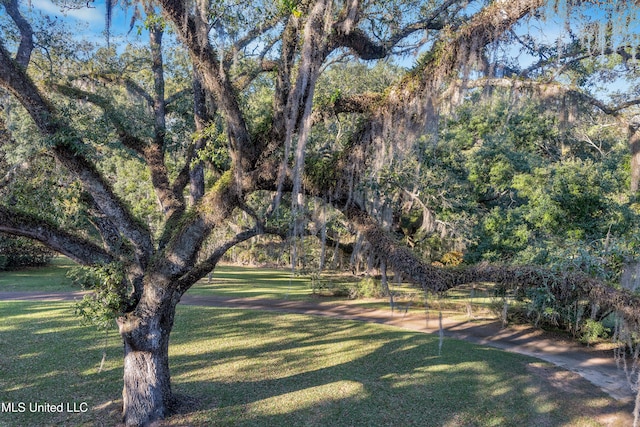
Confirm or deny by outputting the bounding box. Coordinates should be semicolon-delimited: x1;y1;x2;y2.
346;205;640;328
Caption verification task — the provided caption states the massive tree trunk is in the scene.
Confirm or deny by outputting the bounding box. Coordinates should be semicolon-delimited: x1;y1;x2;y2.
120;323;172;426
117;285;178;426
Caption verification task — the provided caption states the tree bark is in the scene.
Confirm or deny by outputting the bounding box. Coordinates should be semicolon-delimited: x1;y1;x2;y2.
629;117;640;194
120;332;172;426
117;289;177;426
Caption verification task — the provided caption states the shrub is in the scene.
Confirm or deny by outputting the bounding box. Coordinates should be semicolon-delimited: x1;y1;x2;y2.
310;273;352;297
70;263;132;330
0;234;55;270
580;318;610;345
354;277;384;298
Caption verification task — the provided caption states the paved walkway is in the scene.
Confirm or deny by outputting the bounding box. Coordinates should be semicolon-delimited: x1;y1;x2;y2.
1;291;636;404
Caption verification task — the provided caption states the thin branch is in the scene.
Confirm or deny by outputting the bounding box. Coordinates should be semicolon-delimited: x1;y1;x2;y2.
174;226;262;294
51;82;146;154
165;88;191;109
576;132;605;157
225;16;283;66
468;77;640;116
159;0;255;171
120;77;154;107
522;43;640;78
53;81;185;219
233;59;279;91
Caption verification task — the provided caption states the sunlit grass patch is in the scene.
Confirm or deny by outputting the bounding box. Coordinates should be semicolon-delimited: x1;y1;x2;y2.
0;257;78;292
188;265;315;299
0;302;632;426
245;380;366;419
0;302;122;427
167;305;628;426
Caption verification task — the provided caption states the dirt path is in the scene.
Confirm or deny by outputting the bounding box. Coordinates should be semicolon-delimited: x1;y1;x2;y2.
1;291;635;405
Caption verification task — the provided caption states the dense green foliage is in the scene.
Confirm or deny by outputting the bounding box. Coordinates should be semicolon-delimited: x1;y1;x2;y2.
69;263;132;330
0;234;54;270
438;95;637;267
233;85;639;294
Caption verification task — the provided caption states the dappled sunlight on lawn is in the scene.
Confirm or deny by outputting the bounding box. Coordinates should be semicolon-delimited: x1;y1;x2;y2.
0;301;122;426
245;380;367;419
164;305;630;426
171;308;390;384
187;265;318;299
0;300;633;426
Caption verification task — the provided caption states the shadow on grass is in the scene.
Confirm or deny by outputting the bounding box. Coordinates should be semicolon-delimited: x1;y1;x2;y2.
166;306;631;426
0;302;122;427
0;302;632;426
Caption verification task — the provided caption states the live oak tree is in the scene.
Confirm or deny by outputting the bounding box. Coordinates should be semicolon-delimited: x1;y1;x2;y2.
3;0;640;425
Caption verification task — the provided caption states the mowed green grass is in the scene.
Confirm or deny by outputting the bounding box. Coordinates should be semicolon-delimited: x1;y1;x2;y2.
188;265;316;300
0;301;630;426
0;259;494;315
0;259;318;299
0;302;122;427
0;258;79;292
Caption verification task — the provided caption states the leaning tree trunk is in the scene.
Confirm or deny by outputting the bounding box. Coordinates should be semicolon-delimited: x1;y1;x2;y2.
117;288;177;426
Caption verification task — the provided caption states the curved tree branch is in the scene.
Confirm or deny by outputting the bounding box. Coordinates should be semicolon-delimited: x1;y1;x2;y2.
51;81;185;220
0;206;113;265
225;15;283;66
469;77;640;117
158;0;255;173
0;42;154;268
345;204;640;328
51;82;146;154
174;226;262;295
330;0;460;60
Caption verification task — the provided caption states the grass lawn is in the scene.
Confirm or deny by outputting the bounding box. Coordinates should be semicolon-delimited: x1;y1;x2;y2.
0;259;494;315
0;258;79;292
187;265;317;300
0;260;320;300
185;265;501;316
0;301;630;426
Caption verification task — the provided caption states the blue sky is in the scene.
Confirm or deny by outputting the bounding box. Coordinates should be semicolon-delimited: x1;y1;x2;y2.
30;0;105;25
28;0;134;44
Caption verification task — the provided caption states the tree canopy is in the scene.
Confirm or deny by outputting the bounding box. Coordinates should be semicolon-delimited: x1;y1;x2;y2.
2;0;640;425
